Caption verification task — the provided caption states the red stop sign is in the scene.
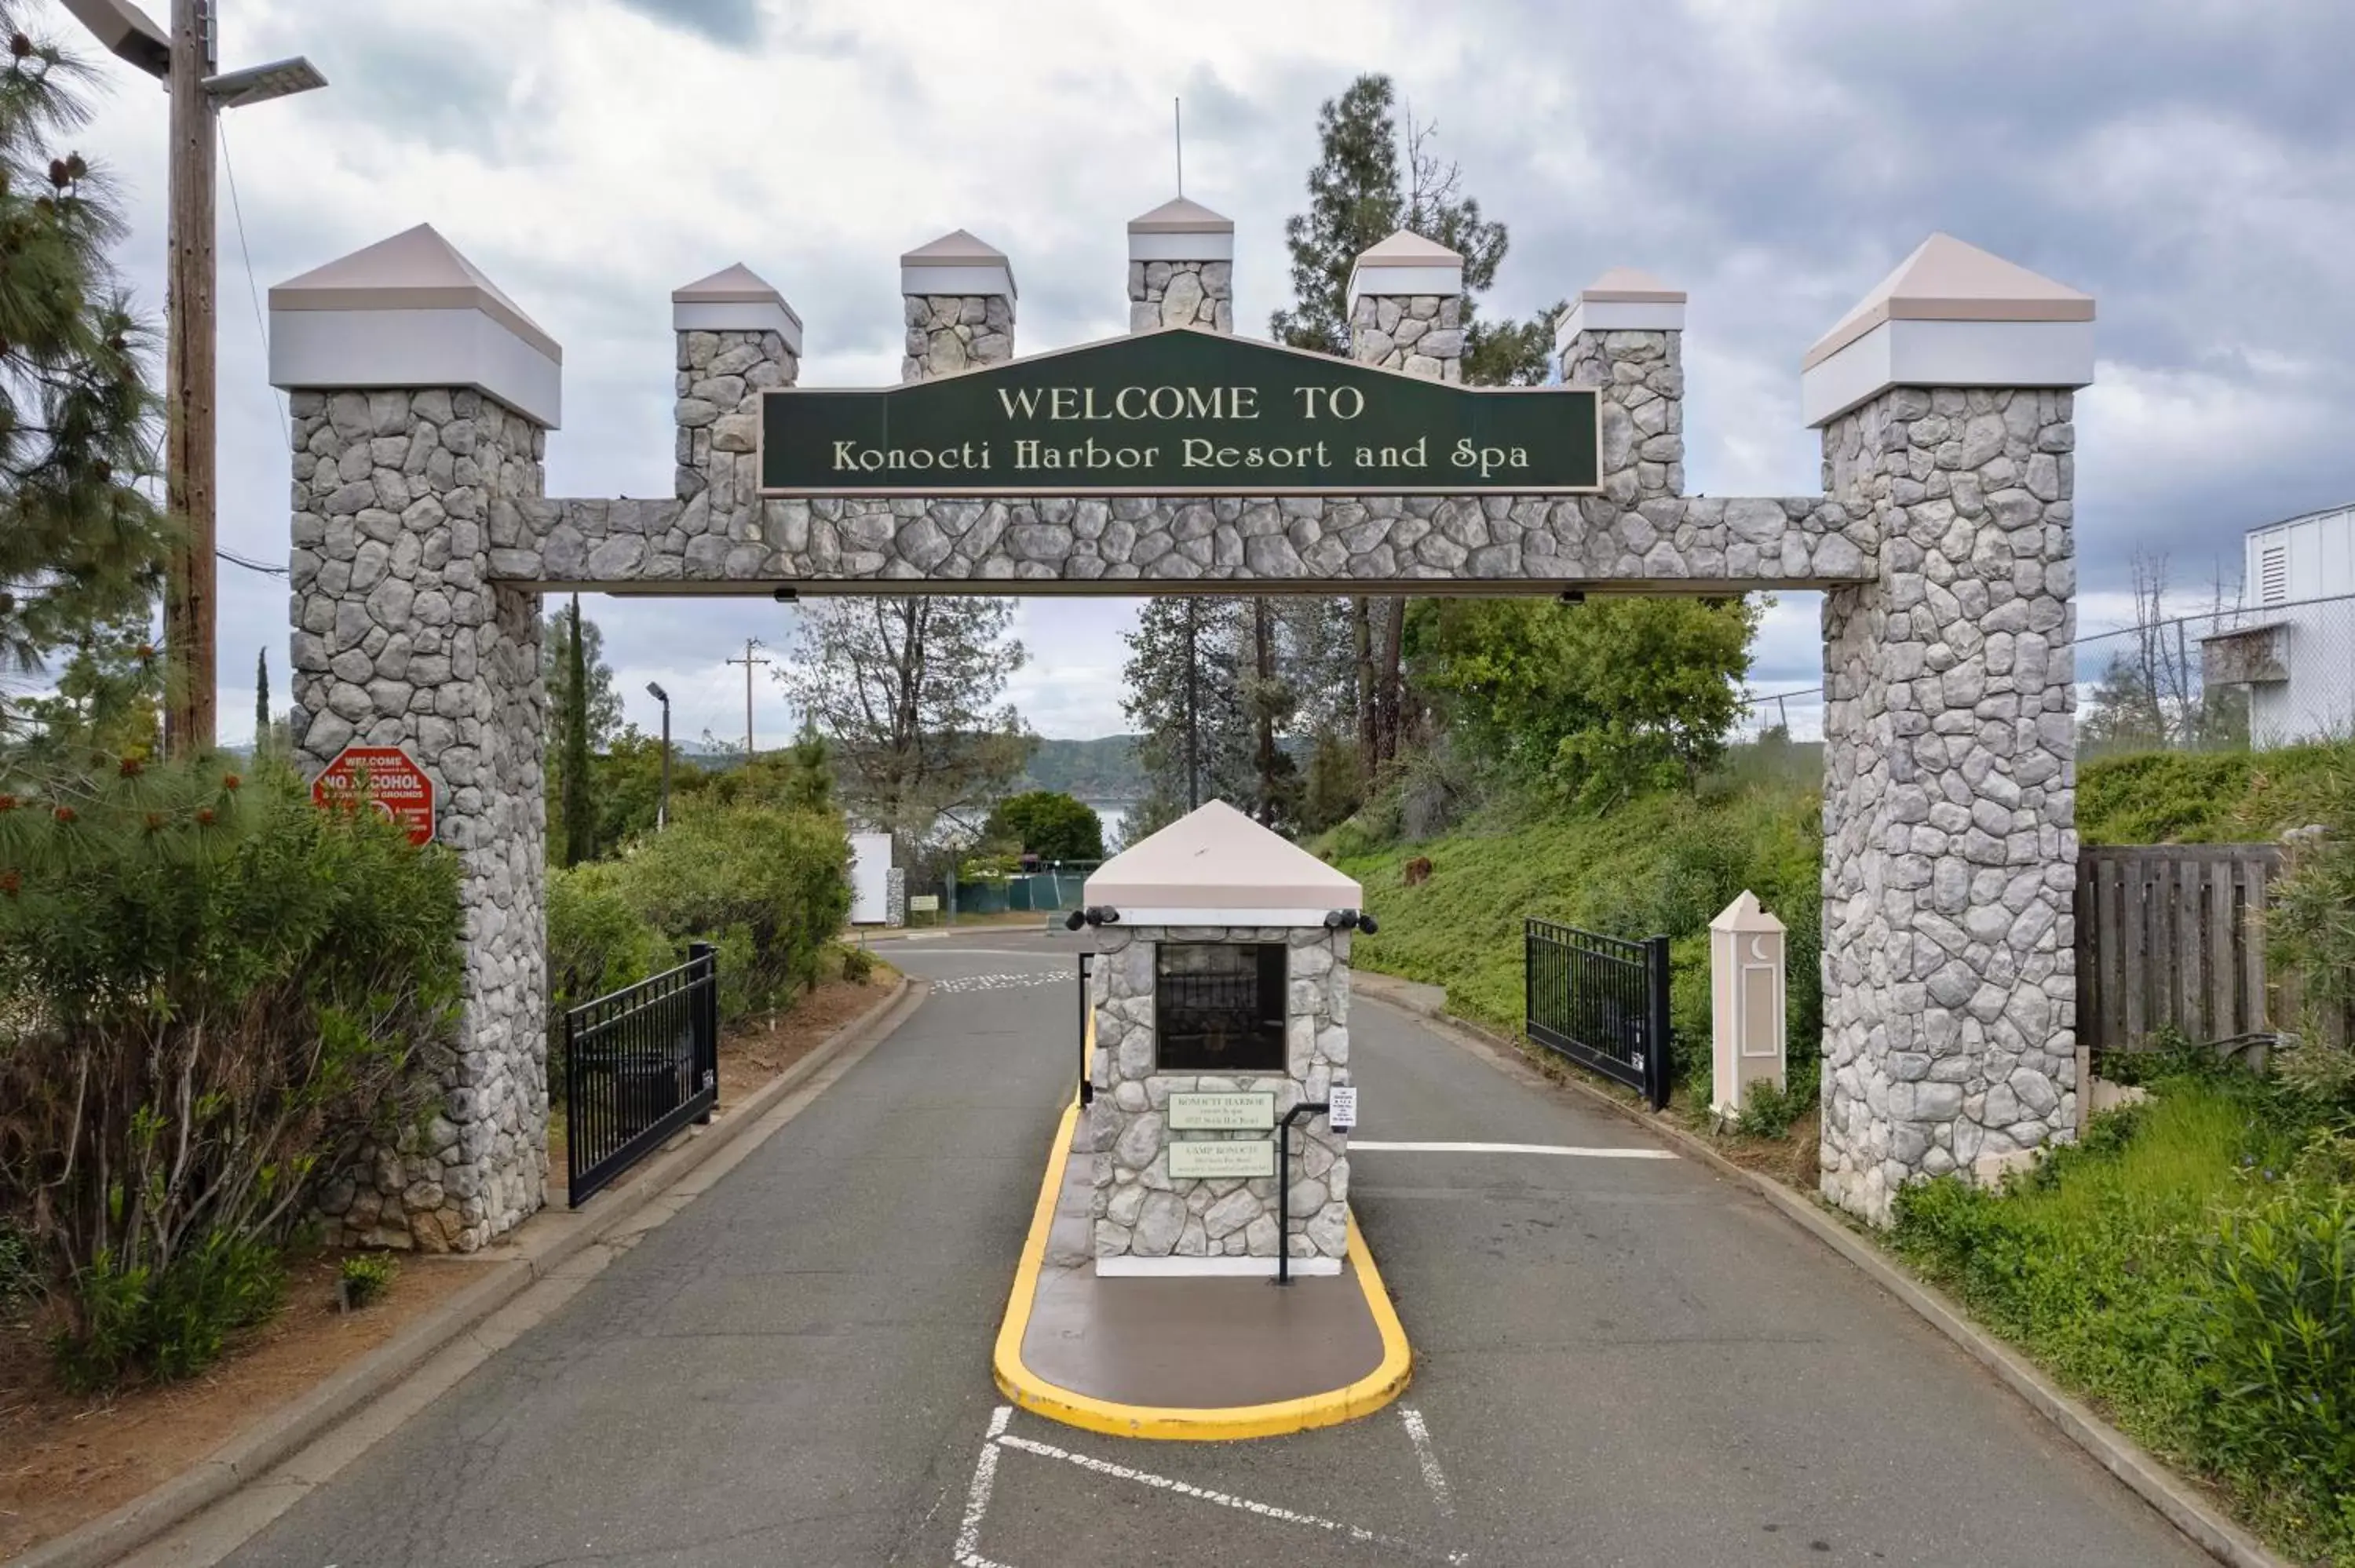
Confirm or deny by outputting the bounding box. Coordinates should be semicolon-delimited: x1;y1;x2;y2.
311;744;436;847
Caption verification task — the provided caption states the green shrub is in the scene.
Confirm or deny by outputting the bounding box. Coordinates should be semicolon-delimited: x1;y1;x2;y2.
605;803;851;1019
839;943;875;984
2077;741;2353;846
0;753;461;1388
339;1252;400;1311
53;1231;285;1392
1734;1076;1811;1140
0;1217;38;1311
546;860;673;1097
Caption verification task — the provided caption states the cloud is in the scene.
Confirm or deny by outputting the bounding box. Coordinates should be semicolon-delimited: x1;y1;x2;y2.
41;0;2348;742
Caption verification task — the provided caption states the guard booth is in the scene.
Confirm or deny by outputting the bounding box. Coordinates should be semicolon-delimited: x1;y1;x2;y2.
1075;801;1367;1278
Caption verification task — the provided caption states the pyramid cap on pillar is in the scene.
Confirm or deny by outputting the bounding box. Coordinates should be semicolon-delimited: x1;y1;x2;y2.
1083;799;1364;924
268;223;562;427
1555;265;1686;349
671;262;803;353
900;228;1016;301
1127;195;1234;263
1709;888;1785;935
1802;233;2095;428
1345;230;1463;309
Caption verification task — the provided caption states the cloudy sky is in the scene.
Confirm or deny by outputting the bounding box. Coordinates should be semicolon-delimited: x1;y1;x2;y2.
38;0;2355;745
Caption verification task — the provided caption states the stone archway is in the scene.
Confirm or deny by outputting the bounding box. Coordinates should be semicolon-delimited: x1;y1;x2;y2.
270;206;2091;1249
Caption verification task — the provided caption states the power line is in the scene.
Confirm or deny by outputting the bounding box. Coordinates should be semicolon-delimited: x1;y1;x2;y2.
216;117;290;449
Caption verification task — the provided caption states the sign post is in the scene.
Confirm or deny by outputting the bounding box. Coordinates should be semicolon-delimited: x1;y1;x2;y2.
310;744;436;846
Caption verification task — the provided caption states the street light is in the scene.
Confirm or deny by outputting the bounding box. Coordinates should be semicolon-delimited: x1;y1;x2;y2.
60;0;327;760
645;682;671;831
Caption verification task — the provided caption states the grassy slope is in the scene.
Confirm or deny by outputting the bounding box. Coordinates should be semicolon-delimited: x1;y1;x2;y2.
1328;741;2348;1063
2078;741;2351;845
1331;781;1824;1054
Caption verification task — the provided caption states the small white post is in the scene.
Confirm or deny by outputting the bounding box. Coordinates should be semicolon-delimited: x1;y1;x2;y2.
1710;891;1787;1122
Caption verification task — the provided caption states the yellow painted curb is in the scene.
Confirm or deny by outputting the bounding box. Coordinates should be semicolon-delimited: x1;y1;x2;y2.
991;1100;1413;1441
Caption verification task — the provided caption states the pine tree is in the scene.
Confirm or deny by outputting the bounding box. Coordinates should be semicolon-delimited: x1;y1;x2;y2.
0;7;171;704
1122;596;1253;832
560;596;593;866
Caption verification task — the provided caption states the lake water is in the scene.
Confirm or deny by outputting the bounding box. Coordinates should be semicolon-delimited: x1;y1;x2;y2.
1086;800;1130;851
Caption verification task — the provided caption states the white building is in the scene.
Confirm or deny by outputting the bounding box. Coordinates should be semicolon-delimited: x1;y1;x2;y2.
2202;503;2355;746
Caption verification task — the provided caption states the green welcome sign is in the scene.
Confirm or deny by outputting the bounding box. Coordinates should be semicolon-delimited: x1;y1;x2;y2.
758;328;1598;498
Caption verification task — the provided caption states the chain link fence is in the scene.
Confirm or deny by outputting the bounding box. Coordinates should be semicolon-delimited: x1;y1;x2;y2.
1732;589;2355;753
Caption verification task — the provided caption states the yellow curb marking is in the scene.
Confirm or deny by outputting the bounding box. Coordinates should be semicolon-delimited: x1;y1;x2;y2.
991;1099;1414;1441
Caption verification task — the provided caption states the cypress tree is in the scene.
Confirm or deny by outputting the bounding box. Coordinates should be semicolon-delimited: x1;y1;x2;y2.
253;646;269;757
560;595;593;866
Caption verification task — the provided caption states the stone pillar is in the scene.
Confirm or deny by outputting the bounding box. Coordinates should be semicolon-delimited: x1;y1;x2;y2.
1558;268;1686;504
1806;234;2095;1223
672;262;801;504
1126;196;1232;333
900;228;1014;383
270;224;560;1252
671;264;801;566
1347;230;1464;381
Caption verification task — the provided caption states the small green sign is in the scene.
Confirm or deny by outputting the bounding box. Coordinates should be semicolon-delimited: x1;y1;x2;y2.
760;327;1597;498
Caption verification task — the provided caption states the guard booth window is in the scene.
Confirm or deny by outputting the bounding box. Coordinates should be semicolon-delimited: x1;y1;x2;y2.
1156;943;1287;1072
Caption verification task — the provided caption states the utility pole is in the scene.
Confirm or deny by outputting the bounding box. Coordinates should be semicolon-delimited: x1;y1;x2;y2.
727;639;770;759
162;0;217;759
61;2;326;760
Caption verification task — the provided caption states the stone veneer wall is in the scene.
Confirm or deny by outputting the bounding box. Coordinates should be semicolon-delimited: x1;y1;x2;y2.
1817;386;2079;1223
1090;926;1352;1264
1128;260;1232;334
903;294;1013;381
1564;327;1685;504
1350;293;1462;381
493;491;1868;588
288;386;550;1251
674;327;800;514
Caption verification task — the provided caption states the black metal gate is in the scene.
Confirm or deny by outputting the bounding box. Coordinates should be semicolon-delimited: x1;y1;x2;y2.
566;942;719;1205
1524;919;1673;1110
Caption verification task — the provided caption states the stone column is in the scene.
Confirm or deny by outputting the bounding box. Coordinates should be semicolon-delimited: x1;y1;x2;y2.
271;224;561;1252
1347;229;1464;381
1806;234;2095;1223
671;264;801;567
1126;196;1232;334
1558;268;1686;504
900;228;1014;383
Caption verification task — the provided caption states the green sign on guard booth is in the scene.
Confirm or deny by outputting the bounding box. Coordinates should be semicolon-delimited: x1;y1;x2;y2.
759;327;1599;498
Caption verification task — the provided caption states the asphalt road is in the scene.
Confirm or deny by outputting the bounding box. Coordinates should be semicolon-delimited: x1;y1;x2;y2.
205;927;2205;1567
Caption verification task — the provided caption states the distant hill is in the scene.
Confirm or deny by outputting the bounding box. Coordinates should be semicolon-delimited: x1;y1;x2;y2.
1020;735;1145;801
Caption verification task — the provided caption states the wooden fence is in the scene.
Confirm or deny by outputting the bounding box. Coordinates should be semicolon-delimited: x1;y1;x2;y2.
2076;843;2310;1055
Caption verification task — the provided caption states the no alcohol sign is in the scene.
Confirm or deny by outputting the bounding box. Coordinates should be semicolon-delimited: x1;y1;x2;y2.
311;744;436;846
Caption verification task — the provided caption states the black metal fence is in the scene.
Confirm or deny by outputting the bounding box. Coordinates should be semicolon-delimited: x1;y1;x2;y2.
1525;919;1673;1110
566;942;718;1206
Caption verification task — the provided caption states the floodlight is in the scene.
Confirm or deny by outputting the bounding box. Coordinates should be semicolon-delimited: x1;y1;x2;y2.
59;0;170;78
203;56;327;109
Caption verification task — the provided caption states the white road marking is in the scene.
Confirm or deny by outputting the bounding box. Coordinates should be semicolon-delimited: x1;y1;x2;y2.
952;1406;1015;1568
1400;1406;1456;1524
993;1431;1454;1560
1348;1140;1675;1160
929;971;1068;995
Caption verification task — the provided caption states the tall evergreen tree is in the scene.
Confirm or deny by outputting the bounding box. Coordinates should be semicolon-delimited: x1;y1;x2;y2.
1121;596;1253;837
539;603;622;746
253;646;269;757
0;6;170;708
560;596;593;866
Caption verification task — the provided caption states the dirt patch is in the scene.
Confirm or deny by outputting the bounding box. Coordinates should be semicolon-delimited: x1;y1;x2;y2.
714;969;899;1106
0;1251;489;1558
1703;1105;1823;1191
